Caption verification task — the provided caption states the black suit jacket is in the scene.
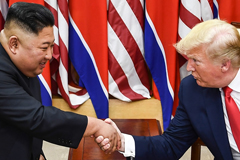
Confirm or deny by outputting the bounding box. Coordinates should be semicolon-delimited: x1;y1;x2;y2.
133;75;233;160
0;44;88;160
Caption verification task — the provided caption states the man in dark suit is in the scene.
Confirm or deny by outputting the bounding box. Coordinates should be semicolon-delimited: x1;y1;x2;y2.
98;19;240;160
0;2;120;160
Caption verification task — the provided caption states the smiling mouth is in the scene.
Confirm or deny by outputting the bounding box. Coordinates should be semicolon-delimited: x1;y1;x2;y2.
40;62;46;68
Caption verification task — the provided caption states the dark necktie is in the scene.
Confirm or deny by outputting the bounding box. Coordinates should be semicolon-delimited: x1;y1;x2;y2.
223;86;240;150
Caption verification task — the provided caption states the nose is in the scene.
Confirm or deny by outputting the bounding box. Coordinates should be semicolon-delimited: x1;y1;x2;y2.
186;59;195;72
45;47;53;60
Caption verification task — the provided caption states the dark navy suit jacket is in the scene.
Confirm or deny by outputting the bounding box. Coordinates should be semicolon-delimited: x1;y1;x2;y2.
0;44;88;160
133;75;233;160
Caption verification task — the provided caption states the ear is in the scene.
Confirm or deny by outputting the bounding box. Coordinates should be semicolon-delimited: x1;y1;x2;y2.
221;59;231;73
8;36;19;54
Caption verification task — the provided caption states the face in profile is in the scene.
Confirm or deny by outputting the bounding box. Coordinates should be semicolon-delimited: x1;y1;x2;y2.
186;49;223;88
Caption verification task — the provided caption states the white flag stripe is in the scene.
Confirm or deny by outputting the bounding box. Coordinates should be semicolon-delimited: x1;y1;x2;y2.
0;0;8;20
44;0;58;11
69;93;89;106
108;23;150;98
139;0;144;8
111;0;144;55
109;72;131;101
181;0;201;20
108;0;150;100
58;8;69;50
68;85;83;92
53;25;59;46
178;18;191;39
108;23;133;68
58;59;69;95
201;0;213;21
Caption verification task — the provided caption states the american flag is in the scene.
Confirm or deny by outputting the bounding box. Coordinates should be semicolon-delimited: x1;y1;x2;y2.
45;0;91;109
108;0;151;102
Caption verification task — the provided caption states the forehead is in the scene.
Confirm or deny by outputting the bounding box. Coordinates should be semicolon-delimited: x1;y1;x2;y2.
37;26;54;41
15;26;54;45
186;48;206;59
26;26;55;46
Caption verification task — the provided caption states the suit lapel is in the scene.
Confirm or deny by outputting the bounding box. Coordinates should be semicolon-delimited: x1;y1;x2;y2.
204;88;233;159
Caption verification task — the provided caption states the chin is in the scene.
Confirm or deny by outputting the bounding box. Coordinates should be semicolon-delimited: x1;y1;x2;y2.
37;69;44;75
196;80;205;87
32;72;42;77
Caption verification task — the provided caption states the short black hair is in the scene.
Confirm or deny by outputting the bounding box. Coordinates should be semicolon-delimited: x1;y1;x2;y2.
5;2;54;35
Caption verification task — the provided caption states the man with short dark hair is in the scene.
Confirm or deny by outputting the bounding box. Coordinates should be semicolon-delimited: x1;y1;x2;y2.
0;2;120;160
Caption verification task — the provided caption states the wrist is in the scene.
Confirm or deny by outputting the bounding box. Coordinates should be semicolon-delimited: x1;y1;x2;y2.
119;134;125;152
84;117;102;137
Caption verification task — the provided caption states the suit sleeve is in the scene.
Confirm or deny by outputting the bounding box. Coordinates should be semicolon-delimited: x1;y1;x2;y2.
0;58;87;149
133;76;198;160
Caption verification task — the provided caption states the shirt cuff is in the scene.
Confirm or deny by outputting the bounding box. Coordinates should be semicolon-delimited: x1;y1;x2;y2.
119;133;135;157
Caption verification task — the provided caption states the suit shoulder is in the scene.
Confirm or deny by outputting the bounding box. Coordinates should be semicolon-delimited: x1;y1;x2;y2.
181;75;198;87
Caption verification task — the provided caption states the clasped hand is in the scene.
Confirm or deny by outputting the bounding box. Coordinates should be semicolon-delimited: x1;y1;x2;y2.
95;118;125;154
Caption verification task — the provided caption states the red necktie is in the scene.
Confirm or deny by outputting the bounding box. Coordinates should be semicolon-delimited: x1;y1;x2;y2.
223;86;240;150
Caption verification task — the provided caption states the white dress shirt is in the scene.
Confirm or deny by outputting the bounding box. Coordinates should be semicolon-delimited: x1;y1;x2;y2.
220;68;240;159
122;69;240;159
121;133;135;157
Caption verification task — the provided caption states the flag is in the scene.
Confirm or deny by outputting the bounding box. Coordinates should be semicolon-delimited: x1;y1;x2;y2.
38;63;52;106
68;0;109;118
144;0;179;130
45;0;71;107
45;0;90;109
218;0;240;23
0;0;8;31
108;0;151;101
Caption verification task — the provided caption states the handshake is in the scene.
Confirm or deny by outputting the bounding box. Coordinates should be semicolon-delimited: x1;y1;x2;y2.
84;117;125;154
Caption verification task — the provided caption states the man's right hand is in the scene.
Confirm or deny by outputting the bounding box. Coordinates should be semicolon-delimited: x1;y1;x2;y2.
84;117;121;154
96;118;125;153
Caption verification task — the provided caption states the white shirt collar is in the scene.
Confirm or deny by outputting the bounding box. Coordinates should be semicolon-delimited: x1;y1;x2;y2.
228;68;240;93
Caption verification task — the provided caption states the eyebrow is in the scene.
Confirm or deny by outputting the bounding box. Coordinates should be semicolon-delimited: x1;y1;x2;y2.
42;39;55;45
187;54;194;59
